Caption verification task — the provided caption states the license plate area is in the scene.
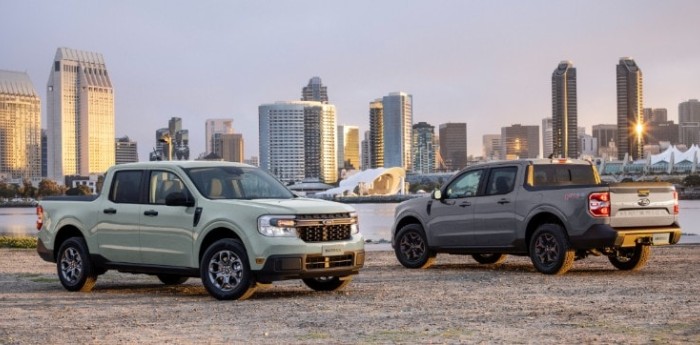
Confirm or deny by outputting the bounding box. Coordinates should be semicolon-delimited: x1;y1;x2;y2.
651;233;670;245
322;245;344;256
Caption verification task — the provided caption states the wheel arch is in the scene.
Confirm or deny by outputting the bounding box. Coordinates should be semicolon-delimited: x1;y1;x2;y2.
393;215;424;243
524;212;567;252
53;225;85;261
197;227;244;264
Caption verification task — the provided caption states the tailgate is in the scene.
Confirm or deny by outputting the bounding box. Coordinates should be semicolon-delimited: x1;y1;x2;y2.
608;182;678;228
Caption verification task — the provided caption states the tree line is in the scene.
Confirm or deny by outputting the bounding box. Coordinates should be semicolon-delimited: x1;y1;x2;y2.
0;177;104;199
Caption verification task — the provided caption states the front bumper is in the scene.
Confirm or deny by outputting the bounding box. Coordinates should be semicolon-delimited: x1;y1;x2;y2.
569;223;682;249
254;249;365;283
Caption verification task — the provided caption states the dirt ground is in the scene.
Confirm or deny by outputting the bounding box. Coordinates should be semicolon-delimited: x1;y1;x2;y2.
1;245;699;344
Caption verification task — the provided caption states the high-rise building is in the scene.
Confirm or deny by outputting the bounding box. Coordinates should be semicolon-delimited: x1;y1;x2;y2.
205;118;234;154
47;47;115;179
551;60;578;158
0;70;41;180
679;99;700;147
541;118;553;158
213;133;244;163
592;124;617;156
412;122;436;173
301;76;328;103
382;92;413;170
647;121;679;146
580;134;598;157
152;117;189;160
41;129;47;177
369;99;384;168
337;125;360;170
115;136;138;164
438;122;467;171
501;124;539;160
361;130;371;170
643;108;668;123
483;134;502;161
259;101;337;183
616;57;644;160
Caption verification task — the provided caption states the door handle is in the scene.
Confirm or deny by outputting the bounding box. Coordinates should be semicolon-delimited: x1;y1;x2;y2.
143;210;158;216
459;201;472;207
103;208;117;214
497;199;510;205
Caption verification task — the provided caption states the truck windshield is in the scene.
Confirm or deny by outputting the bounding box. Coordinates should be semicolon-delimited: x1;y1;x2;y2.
184;166;295;200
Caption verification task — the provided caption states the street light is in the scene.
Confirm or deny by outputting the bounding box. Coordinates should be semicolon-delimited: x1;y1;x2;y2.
159;133;173;161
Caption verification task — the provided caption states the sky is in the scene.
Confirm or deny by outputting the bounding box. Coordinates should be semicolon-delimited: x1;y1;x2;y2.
2;0;700;161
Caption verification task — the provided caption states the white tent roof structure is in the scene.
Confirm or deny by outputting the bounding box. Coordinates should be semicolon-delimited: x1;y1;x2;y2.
650;145;700;165
319;167;406;196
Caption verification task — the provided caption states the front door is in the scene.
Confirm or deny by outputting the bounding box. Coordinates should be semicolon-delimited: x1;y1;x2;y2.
427;169;484;247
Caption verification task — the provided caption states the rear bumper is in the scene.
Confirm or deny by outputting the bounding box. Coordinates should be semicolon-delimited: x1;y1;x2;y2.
570;223;682;249
254;250;365;283
37;237;54;262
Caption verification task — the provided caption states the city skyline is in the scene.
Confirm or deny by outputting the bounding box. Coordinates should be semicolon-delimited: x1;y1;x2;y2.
2;1;700;162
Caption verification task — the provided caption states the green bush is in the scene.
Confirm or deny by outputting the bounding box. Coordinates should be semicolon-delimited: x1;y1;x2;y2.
0;236;38;249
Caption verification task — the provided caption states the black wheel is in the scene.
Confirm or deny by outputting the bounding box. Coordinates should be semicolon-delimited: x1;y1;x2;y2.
529;224;575;275
472;253;507;265
200;239;256;300
302;276;352;291
394;224;436;269
609;245;651;271
157;274;189;285
56;237;97;292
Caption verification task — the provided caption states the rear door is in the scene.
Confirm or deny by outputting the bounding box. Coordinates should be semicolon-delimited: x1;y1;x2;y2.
427;169;484;247
95;170;143;263
471;166;518;246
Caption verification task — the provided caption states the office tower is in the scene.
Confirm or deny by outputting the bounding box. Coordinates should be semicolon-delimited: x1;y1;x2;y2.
382;92;413;170
153;117;189;160
259;101;337;183
0;70;41;180
592;124;617;156
646;121;679;146
412;122;436;173
679;99;700;147
205;119;234;154
151;128;170;160
501;124;540;160
616;57;644;160
301;76;328;103
643;108;668;123
361;130;371;170
580;134;598;157
213;133;244;163
438;122;467;171
337;125;360;170
541;118;553;158
41;129;47;177
115;136;138;164
47;47;115;179
551;61;578;158
369;99;384;168
483;134;502;161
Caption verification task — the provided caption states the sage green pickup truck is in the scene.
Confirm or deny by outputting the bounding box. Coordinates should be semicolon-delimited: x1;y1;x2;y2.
392;159;682;274
37;161;364;300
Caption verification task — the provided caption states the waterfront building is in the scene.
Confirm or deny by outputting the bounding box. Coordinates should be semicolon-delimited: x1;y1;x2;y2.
337;125;360;170
616;57;644;161
644;108;668;123
501;124;539;160
0;70;41;181
580;134;598;158
259;101;337;184
213;133;244;163
552;60;578;158
361;130;371;170
41;129;47;177
679;99;700;148
382;92;413;170
592;124;617;158
47;47;115;179
115;136;138;164
205;119;234;154
369;99;384;168
301;76;328;103
438;122;467;171
412;122;437;174
542;118;553;158
482;134;501;161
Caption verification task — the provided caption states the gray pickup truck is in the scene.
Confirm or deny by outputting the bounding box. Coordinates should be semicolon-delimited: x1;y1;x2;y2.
392;159;682;274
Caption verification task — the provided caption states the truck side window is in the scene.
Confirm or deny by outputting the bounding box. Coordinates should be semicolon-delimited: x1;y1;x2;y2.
486;167;517;195
148;171;188;204
445;170;483;199
110;171;142;204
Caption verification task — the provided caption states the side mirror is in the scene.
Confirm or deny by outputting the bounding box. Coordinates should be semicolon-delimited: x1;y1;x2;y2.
165;192;195;207
432;189;442;200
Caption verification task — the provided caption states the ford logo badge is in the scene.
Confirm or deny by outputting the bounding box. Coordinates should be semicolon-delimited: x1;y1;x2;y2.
637;198;651;207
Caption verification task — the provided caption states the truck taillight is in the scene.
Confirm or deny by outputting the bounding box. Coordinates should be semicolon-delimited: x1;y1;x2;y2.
673;191;679;215
589;192;610;217
36;206;43;231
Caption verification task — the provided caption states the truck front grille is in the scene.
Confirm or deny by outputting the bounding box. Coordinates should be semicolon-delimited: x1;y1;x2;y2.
305;254;354;269
295;213;354;242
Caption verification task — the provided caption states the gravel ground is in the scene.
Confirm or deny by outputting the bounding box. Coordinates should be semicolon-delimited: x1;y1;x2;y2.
1;245;699;344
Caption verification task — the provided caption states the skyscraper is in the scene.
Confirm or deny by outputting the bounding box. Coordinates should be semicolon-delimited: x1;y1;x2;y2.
501;124;540;160
361;130;371;170
382;92;413;170
616;57;644;160
438;122;467;171
337;125;360;170
0;70;41;180
369;99;384;169
205;118;234;154
592;124;618;156
482;134;501;161
301;76;328;103
541;118;553;158
47;47;115;179
412;122;436;173
213;133;244;163
552;60;578;158
259;101;337;183
115;136;138;164
679;99;700;148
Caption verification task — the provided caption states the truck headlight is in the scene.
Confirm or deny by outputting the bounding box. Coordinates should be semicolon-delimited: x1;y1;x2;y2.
258;215;298;237
350;212;360;235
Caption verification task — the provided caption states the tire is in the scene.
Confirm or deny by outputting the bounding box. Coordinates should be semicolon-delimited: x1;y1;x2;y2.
302;276;352;291
56;237;97;292
529;224;575;275
200;239;256;300
472;253;507;265
157;274;189;285
394;224;436;269
608;245;651;271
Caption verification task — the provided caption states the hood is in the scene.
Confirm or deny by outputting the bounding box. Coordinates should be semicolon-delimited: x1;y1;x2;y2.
214;197;355;215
